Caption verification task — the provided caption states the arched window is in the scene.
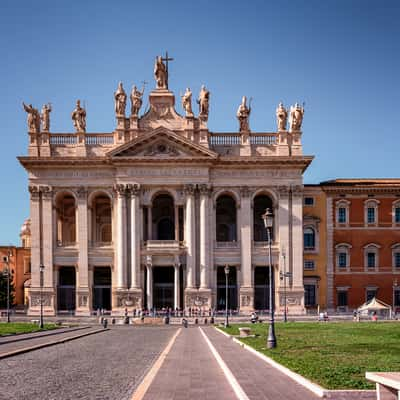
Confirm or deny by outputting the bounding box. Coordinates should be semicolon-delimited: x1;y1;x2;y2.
336;199;350;225
364;243;380;270
364;199;379;226
56;193;76;246
335;243;352;270
216;195;237;242
152;193;175;240
393;201;400;225
253;194;273;241
91;194;112;245
303;227;315;250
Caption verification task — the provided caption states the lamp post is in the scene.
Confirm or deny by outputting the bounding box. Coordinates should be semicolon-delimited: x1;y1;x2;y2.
224;265;230;328
39;264;44;329
262;208;277;349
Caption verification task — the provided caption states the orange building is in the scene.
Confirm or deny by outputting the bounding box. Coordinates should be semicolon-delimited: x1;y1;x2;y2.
0;219;31;307
321;180;400;312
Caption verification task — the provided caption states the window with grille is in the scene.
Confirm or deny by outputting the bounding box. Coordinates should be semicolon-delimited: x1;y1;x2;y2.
304;228;315;250
337;291;348;307
304;284;316;306
367;252;376;268
338;252;347;268
367;207;376;224
338;207;347;223
304;260;315;270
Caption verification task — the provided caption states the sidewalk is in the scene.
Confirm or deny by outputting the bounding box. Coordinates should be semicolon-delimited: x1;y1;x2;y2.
202;327;319;400
143;327;236;400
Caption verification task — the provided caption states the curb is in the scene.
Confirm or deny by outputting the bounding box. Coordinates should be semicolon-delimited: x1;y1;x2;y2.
0;326;90;345
215;327;375;400
0;328;109;359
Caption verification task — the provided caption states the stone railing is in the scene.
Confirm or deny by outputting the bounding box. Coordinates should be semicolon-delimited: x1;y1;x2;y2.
209;132;277;146
145;240;181;250
215;241;240;248
49;133;115;146
85;134;114;145
50;134;78;145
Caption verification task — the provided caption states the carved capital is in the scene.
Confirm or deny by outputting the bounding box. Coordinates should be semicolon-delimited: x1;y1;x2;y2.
291;184;303;197
199;184;212;197
184;184;195;196
114;184;127;198
29;185;40;200
126;183;141;196
76;186;88;199
277;185;290;198
39;185;53;200
240;186;251;198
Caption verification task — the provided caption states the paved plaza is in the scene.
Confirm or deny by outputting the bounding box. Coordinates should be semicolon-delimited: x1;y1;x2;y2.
0;325;321;400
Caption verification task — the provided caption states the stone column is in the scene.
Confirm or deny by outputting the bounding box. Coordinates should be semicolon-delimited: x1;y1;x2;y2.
198;185;212;308
174;263;180;309
277;185;290;312
115;184;127;289
76;186;90;315
184;184;196;290
147;206;152;241
174;205;179;241
239;186;253;311
129;184;142;308
289;185;305;313
146;262;153;310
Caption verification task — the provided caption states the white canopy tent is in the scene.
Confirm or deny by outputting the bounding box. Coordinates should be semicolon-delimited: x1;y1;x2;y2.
357;297;392;319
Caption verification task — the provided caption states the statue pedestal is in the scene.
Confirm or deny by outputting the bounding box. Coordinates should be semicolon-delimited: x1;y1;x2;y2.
240;287;254;312
75;289;91;316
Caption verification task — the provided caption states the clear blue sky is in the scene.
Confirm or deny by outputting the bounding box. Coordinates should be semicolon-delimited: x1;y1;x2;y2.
1;0;399;244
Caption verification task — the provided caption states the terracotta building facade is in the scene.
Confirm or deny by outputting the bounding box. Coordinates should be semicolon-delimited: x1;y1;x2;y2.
19;58;311;316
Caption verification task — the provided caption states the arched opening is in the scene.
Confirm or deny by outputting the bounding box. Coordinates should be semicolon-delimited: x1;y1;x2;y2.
91;193;112;245
253;194;274;241
152;194;175;240
153;266;175;309
92;267;111;311
216;266;238;311
254;266;271;311
57;266;76;312
56;193;76;246
216;195;237;242
304;227;316;250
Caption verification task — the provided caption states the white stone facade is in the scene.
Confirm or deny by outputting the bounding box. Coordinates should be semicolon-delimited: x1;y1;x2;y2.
19;80;312;316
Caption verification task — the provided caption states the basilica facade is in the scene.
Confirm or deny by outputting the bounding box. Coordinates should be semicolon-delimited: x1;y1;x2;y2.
19;57;312;316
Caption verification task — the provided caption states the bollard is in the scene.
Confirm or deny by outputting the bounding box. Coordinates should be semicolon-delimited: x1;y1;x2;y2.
194;318;198;324
164;316;170;325
204;318;208;325
103;318;108;329
210;317;214;324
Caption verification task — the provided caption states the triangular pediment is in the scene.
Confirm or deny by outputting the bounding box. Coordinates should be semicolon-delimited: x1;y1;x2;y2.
107;127;218;160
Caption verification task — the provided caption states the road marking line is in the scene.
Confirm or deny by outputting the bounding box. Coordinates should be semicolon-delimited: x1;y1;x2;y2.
130;328;181;400
199;327;250;400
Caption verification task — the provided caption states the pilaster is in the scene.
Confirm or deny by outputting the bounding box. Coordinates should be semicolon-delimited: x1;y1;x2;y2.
184;184;196;289
326;196;335;310
115;184;127;289
40;186;54;288
277;131;290;156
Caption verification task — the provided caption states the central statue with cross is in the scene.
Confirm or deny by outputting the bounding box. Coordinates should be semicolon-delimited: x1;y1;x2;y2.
154;52;173;90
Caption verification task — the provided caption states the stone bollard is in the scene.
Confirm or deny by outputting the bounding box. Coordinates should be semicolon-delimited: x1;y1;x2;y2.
194;318;198;325
239;327;251;337
204;318;208;325
210;317;214;324
164;316;170;325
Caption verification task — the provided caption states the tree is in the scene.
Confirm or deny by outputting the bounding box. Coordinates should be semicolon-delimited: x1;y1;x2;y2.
0;270;15;309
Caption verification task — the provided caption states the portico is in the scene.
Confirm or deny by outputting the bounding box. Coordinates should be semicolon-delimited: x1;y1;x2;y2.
20;56;312;316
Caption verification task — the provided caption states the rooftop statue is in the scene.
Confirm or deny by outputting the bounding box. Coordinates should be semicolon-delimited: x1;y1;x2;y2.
114;82;127;117
181;87;194;117
71;100;86;132
154;55;167;89
276;102;288;131
197;85;210;119
237;96;251;132
130;84;145;118
289;103;304;131
41;103;52;132
23;102;40;133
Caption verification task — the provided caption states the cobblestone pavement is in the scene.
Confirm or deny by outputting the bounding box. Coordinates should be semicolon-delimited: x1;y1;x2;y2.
143;327;236;400
0;327;101;357
0;326;176;400
202;327;319;400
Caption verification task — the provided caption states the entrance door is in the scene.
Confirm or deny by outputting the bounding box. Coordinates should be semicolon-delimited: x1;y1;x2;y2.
93;267;111;311
216;266;238;311
153;266;174;309
57;267;76;312
254;266;270;311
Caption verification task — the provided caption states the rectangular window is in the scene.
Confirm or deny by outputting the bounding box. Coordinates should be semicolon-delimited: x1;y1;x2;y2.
304;260;315;270
367;252;376;268
395;207;400;223
338;207;347;223
366;289;377;301
337;291;348;307
367;207;375;224
304;197;314;206
304;284;316;306
394;290;400;307
338;252;347;268
395;253;400;268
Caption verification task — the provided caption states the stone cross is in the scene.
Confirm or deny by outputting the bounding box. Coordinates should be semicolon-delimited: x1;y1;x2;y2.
162;51;174;89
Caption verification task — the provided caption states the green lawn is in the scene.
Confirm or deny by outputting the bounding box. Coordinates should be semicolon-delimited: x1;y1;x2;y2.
222;322;400;390
0;322;58;336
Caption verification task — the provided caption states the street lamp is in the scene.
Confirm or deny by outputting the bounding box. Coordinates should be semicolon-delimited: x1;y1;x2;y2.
262;208;277;349
39;264;45;329
224;265;230;328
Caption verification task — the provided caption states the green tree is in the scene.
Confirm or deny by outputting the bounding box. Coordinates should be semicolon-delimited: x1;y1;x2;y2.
0;270;15;309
